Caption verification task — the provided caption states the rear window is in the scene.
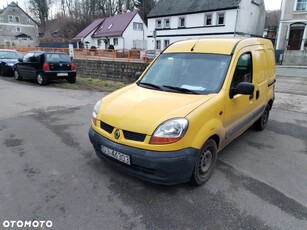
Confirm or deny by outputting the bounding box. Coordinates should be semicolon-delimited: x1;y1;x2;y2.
46;53;71;62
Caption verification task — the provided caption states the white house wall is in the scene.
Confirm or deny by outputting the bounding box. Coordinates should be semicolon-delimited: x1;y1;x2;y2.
147;10;238;50
83;30;99;48
122;13;148;50
237;0;265;36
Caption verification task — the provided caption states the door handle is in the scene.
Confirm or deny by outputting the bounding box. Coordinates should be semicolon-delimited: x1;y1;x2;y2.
256;90;260;100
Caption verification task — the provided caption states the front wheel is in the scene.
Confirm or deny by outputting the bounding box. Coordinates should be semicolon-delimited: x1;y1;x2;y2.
190;139;217;186
14;69;22;80
254;104;270;131
37;73;47;85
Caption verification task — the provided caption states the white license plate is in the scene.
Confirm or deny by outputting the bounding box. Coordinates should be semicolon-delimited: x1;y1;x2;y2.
57;73;68;76
101;145;130;165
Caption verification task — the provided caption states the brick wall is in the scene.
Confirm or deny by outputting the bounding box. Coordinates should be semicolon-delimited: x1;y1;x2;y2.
74;59;149;83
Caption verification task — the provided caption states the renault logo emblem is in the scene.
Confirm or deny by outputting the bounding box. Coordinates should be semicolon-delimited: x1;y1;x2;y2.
114;130;120;139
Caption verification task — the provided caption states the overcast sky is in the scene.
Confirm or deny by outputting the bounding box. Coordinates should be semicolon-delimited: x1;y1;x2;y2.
8;0;283;12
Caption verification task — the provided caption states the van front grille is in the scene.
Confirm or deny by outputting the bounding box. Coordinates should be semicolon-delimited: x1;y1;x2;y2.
101;122;114;134
123;130;146;142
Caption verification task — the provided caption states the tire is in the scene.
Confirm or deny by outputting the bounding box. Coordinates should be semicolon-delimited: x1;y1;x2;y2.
254;104;270;131
190;139;217;186
14;69;22;80
37;73;47;85
0;64;5;76
67;76;76;84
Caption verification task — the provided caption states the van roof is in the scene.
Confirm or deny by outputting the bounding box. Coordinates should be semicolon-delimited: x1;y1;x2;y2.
164;37;272;55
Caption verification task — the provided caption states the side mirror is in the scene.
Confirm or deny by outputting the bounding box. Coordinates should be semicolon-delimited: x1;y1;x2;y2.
18;58;22;62
135;71;142;81
230;82;254;99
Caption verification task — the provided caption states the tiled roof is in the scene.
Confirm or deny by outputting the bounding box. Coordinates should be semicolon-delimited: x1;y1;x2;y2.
147;0;241;18
73;18;105;40
92;10;138;38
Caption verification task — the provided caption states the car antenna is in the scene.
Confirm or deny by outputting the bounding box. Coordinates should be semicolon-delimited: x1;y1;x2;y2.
191;36;203;51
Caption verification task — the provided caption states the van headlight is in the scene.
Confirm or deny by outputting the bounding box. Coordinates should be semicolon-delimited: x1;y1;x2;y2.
92;100;102;126
150;118;188;144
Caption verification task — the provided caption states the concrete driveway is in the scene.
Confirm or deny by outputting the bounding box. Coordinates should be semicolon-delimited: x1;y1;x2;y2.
0;76;306;230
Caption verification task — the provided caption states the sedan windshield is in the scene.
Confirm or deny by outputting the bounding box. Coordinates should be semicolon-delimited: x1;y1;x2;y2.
0;50;22;59
139;53;231;94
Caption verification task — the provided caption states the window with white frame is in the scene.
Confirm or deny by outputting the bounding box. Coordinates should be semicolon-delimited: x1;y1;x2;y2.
156;19;162;29
164;18;170;28
156;40;161;50
16;27;21;32
164;40;170;48
8;15;13;22
114;38;118;46
27;19;31;23
296;0;307;10
0;17;3;21
217;13;225;25
205;14;212;26
179;17;185;27
133;22;143;31
15;16;20;22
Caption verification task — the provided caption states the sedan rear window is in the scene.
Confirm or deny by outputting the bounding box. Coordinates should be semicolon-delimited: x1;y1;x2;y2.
46;53;71;62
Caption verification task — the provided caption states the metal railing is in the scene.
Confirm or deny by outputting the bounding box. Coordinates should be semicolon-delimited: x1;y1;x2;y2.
0;46;151;63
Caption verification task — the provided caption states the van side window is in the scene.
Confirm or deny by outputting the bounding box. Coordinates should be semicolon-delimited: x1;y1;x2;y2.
231;53;252;89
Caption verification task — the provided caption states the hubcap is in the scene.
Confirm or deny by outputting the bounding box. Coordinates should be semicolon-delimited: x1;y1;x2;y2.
37;74;43;84
199;150;212;174
14;71;18;79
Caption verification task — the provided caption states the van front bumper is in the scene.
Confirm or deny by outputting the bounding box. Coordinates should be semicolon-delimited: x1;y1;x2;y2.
88;127;198;185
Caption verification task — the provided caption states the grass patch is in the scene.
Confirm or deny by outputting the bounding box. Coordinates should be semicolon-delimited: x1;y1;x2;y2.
51;76;129;92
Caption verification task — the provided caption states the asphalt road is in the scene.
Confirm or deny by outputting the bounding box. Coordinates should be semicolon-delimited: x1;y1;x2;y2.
0;76;306;230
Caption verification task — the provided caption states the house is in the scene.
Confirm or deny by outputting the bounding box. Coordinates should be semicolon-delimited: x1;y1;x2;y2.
0;1;39;47
73;19;105;49
73;11;148;50
146;0;266;50
276;0;307;51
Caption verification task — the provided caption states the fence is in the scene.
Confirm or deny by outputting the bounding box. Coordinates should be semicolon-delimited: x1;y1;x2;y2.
0;46;150;63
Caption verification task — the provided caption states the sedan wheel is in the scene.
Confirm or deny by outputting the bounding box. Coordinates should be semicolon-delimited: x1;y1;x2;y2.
14;69;22;80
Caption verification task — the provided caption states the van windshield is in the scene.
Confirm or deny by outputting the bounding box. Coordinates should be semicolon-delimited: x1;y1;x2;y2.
139;53;231;94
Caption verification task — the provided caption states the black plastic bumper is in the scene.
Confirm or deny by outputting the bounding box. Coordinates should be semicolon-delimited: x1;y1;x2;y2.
88;127;198;185
44;71;76;80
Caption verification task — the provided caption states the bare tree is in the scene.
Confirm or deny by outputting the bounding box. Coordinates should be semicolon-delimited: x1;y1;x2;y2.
134;0;156;24
27;0;51;29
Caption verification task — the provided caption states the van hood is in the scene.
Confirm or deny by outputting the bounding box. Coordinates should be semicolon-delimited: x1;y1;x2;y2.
98;84;214;135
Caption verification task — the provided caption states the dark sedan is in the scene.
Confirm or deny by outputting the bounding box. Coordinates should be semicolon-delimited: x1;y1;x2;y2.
14;51;77;85
0;49;22;76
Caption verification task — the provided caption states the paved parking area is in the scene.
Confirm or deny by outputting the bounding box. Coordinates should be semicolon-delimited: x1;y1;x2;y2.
0;76;306;230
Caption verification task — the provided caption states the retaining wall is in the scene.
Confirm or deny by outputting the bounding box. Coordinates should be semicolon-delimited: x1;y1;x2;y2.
74;59;149;83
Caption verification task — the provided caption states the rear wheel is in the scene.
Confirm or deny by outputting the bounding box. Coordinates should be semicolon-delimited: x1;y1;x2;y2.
14;69;22;80
66;76;76;84
190;139;217;186
254;104;270;131
37;73;47;85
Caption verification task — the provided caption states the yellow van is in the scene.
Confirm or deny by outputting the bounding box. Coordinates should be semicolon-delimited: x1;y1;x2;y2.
89;38;276;185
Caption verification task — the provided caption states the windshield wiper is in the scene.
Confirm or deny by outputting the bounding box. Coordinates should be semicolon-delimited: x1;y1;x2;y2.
139;82;162;90
163;85;199;94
